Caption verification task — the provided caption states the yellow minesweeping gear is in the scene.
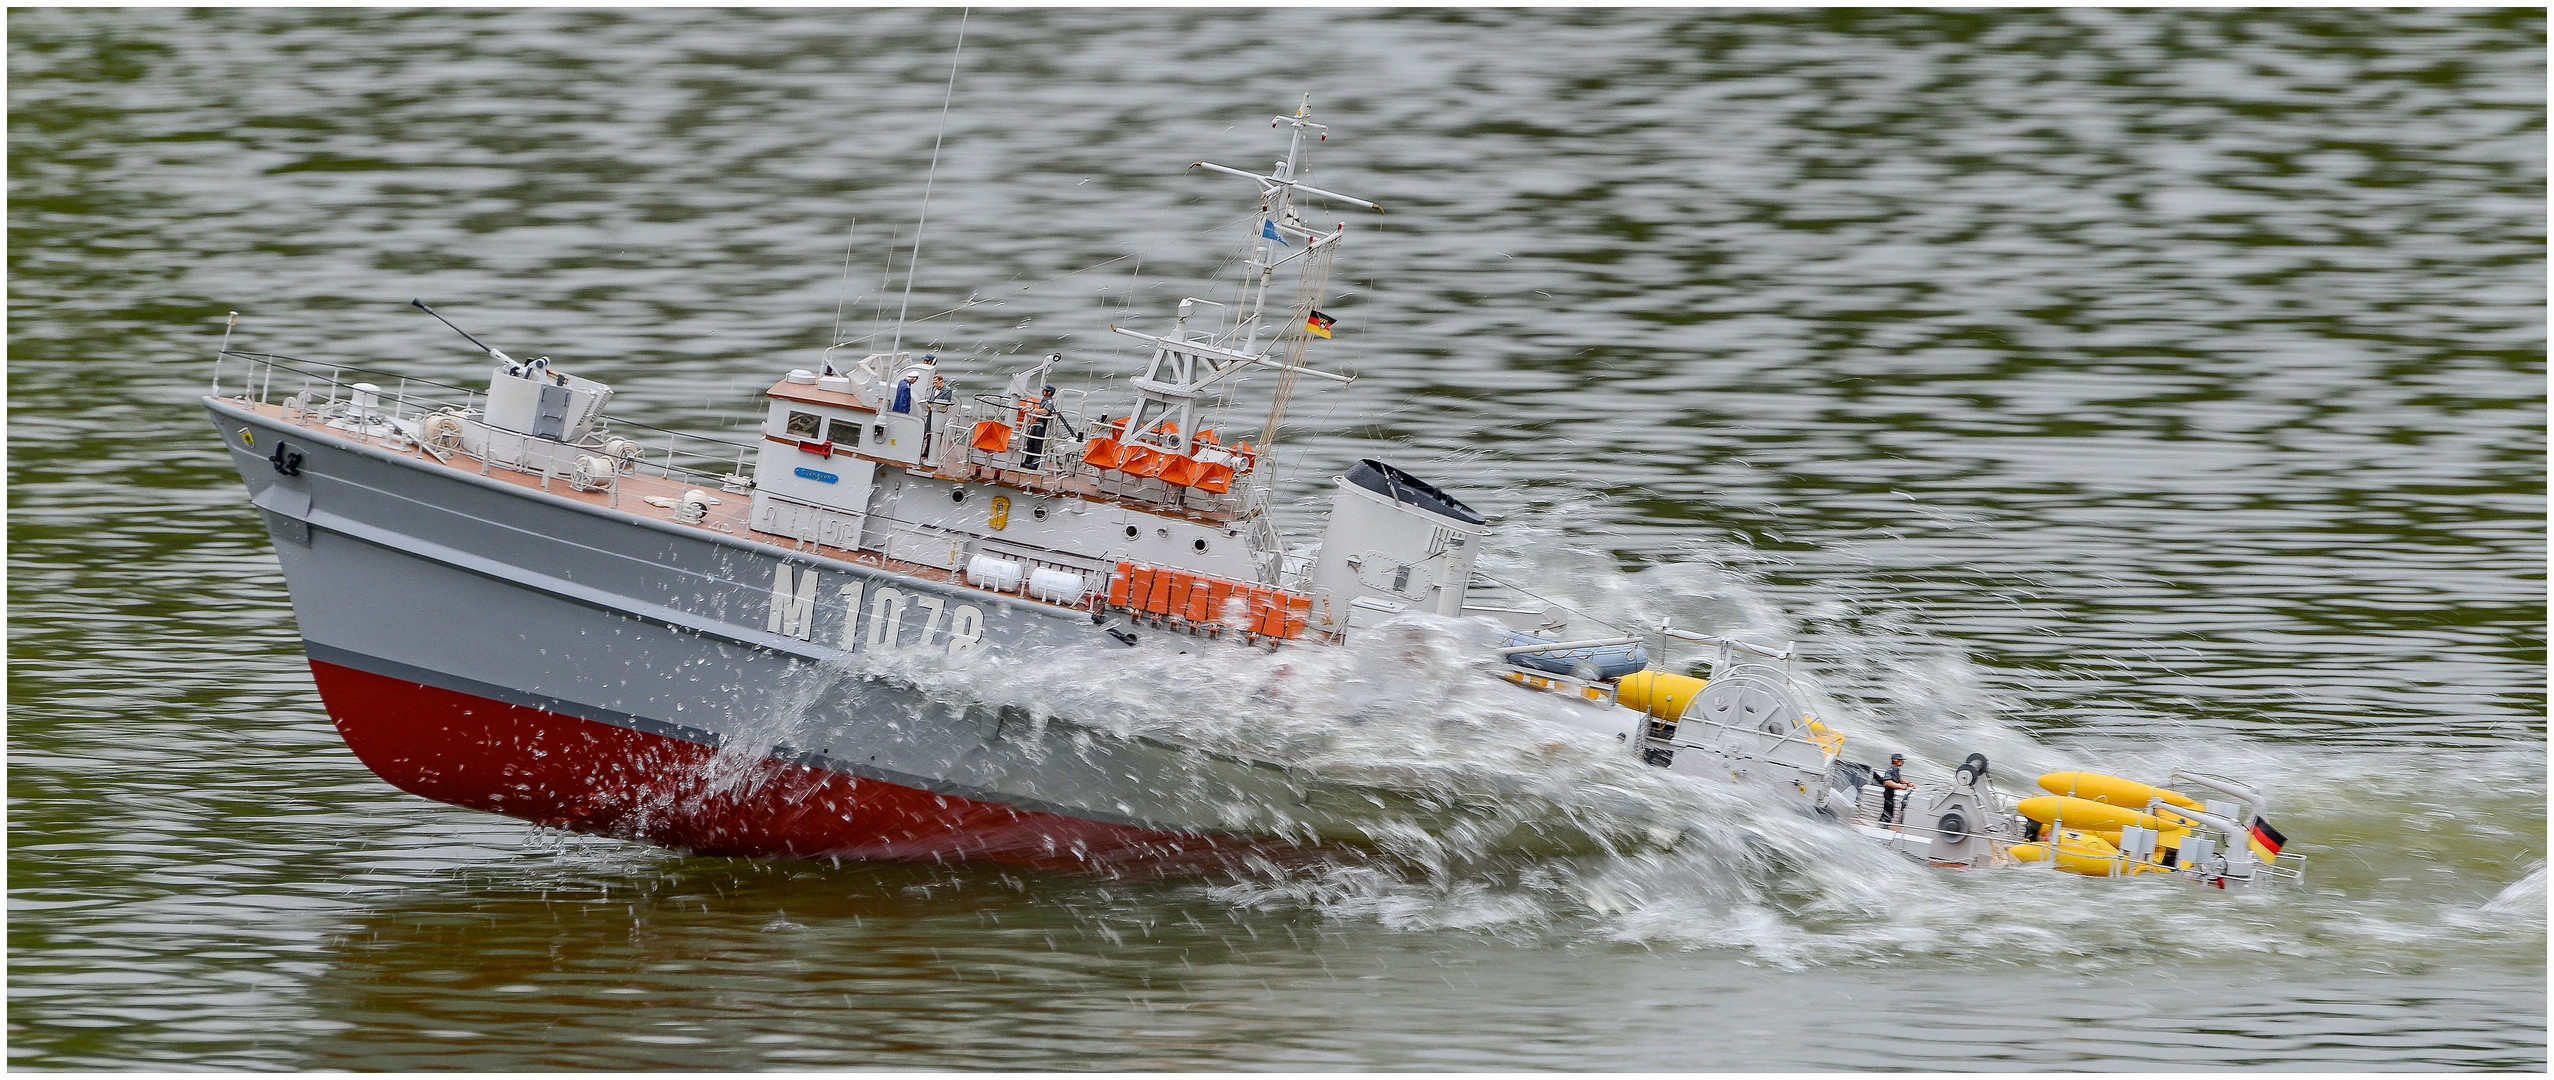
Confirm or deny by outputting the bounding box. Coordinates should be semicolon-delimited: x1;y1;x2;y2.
2030;770;2284;862
1614;671;1705;720
2012;828;2170;876
2016;794;2191;834
1614;670;1843;755
2038;771;2203;813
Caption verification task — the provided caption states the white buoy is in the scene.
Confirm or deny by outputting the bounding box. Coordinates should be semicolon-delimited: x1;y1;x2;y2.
1027;567;1086;603
966;555;1025;592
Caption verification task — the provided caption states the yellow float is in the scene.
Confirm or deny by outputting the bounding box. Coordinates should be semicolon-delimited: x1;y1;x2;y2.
2013;828;2170;877
2016;795;2171;832
2037;771;2203;813
2077;822;2190;849
1614;670;1843;754
2032;771;2282;862
1614;671;1706;720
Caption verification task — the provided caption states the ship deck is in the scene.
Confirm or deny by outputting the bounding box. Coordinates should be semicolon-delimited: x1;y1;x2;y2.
225;397;1052;607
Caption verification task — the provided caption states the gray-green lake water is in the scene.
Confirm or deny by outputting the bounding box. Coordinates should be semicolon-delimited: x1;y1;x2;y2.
10;8;2544;1070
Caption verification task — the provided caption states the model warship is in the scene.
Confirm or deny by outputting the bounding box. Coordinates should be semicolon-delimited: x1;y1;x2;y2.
205;100;2299;887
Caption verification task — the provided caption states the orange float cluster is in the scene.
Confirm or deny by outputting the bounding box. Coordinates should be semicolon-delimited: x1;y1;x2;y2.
1081;420;1254;494
1108;560;1310;640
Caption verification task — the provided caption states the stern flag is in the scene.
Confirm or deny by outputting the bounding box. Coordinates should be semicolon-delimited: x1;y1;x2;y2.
1305;310;1336;339
2249;816;2287;856
1262;219;1291;248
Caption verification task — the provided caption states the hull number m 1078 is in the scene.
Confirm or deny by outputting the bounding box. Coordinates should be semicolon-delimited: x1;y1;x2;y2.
768;565;984;655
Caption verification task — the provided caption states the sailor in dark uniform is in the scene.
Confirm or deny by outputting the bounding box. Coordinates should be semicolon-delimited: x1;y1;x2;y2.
1878;753;1914;828
1021;385;1058;470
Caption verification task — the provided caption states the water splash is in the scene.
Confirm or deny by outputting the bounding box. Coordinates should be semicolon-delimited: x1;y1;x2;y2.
2480;863;2547;917
657;503;2543;972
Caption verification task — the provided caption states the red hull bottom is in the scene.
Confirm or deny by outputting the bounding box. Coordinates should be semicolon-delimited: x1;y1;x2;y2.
308;659;1252;869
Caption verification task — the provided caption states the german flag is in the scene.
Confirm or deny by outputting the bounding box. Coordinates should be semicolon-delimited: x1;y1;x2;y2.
1305;310;1336;339
2250;816;2287;856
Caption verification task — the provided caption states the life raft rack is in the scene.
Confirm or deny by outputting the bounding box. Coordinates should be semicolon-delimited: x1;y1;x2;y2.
1107;559;1313;641
1080;419;1255;494
968;415;1257;494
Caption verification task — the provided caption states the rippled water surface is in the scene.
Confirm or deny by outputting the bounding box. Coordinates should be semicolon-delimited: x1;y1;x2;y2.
10;8;2544;1070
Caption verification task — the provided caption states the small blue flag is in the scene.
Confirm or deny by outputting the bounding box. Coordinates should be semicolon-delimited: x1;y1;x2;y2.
1262;219;1291;248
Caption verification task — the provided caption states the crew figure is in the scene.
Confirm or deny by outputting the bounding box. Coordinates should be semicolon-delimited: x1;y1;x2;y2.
891;374;915;414
922;374;955;458
1879;753;1913;828
1020;385;1058;470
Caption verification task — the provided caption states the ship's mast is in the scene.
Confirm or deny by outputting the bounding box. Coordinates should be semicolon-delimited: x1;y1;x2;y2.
1107;97;1375;468
1192;96;1382;349
1240;95;1321;355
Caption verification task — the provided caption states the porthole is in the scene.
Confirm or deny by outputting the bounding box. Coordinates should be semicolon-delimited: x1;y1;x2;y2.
1192;538;1209;553
950;488;968;504
1032;504;1049;521
1124;525;1140;539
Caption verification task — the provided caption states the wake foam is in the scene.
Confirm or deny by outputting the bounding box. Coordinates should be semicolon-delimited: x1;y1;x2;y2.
688;502;2543;968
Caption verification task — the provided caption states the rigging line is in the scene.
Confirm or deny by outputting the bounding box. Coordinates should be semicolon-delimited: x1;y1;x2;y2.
1468;568;1639;638
888;7;968;363
830;297;996;349
829;219;857;360
870;225;897;347
1006;212;1258;295
1253;241;1333;457
826;212;1260;350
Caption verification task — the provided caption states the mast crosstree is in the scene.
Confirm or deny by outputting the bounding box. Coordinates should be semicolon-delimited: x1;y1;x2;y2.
1106;95;1375;476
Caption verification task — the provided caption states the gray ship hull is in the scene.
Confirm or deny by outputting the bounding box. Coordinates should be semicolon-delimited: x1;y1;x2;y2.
206;397;1533;866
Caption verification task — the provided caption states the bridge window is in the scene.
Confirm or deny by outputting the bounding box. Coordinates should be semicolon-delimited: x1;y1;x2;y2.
785;411;822;439
827;417;862;446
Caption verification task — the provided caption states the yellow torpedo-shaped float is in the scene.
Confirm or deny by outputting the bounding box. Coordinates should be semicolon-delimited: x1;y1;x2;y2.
2003;772;2296;882
1827;761;2297;887
1539;629;2300;889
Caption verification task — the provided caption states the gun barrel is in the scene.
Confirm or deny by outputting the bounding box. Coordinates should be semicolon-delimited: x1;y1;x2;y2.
411;299;510;363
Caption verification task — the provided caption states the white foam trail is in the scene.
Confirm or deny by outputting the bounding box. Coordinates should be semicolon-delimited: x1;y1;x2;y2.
834;609;1729;859
2480;863;2546;916
691;501;2545;970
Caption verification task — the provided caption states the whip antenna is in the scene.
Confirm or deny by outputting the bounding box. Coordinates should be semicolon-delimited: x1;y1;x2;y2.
887;8;968;364
830;218;857;352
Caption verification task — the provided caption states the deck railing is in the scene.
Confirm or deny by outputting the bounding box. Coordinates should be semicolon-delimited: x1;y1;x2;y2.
212;349;755;493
